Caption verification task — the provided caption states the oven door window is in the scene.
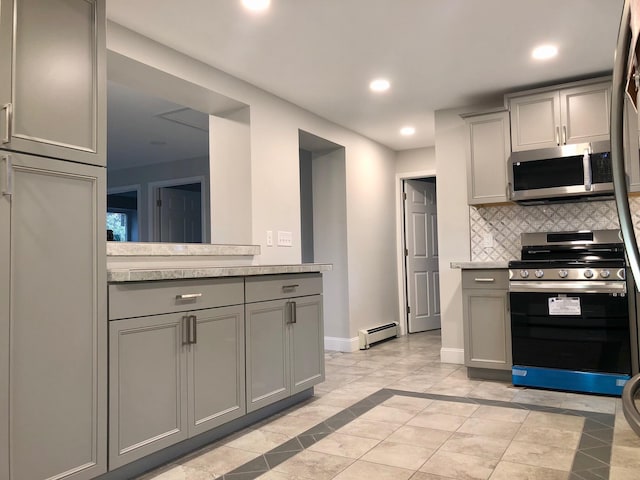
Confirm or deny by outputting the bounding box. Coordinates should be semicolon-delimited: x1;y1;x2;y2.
510;292;631;374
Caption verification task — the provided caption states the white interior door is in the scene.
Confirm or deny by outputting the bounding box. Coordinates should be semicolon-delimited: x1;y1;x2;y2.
404;179;440;333
158;186;202;243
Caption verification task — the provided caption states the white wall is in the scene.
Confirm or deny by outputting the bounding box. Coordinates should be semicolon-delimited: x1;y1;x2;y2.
107;22;399;349
312;149;350;345
209;107;252;244
396;147;436;175
434;108;471;363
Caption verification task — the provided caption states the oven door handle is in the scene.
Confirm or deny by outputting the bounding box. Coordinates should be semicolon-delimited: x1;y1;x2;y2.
509;281;627;294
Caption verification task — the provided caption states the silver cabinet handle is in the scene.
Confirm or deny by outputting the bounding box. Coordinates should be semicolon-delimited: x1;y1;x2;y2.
286;301;297;324
1;155;11;197
285;301;292;324
474;278;495;282
282;284;299;292
182;316;190;345
2;103;11;144
562;125;567;145
583;148;592;191
189;315;197;344
555;125;560;146
176;293;202;300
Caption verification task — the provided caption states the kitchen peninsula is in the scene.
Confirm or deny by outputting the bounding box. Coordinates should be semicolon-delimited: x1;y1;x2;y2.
105;242;331;478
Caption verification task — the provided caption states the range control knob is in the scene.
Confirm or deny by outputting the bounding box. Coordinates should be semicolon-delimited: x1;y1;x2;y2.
558;269;569;278
584;269;594;279
520;270;529;278
600;270;611;279
534;270;544;278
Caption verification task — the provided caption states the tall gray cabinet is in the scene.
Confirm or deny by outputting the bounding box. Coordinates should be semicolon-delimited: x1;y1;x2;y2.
0;1;107;480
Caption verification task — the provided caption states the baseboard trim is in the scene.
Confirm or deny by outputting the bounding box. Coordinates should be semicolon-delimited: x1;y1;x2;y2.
324;336;359;352
440;347;464;365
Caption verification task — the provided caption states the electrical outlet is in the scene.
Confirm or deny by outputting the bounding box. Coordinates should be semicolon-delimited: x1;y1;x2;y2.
277;231;292;247
266;230;273;247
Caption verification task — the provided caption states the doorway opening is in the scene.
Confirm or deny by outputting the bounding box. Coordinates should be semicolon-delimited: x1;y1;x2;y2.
299;130;352;351
149;177;206;243
400;176;440;334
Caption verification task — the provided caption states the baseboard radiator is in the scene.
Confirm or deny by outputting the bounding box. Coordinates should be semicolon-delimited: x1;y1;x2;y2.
358;322;400;350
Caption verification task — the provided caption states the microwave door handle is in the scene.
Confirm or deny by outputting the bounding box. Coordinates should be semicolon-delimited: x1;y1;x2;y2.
583;149;592;191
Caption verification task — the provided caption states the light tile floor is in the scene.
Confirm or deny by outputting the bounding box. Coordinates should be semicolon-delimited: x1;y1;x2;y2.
139;331;640;480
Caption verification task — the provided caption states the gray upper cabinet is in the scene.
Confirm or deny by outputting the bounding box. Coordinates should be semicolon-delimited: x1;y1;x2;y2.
245;274;324;413
0;0;106;166
508;80;611;152
0;152;106;480
108;279;245;469
464;110;511;205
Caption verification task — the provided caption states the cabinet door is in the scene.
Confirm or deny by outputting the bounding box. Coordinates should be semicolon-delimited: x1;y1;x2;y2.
463;290;511;370
0;0;105;166
509;91;561;151
466;111;511;205
624;95;640;192
290;295;325;394
188;305;246;437
3;153;106;480
560;83;611;146
109;313;189;469
245;299;290;413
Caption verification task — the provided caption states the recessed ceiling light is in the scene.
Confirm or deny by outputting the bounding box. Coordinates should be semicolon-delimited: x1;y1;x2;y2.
242;0;270;12
400;126;415;136
369;78;390;92
532;44;558;60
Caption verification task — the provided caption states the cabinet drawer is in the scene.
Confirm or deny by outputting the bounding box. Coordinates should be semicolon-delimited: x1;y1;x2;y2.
245;274;322;303
462;270;508;290
109;278;244;320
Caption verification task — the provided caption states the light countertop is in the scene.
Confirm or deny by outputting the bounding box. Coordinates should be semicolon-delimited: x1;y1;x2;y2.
108;263;333;282
450;261;509;269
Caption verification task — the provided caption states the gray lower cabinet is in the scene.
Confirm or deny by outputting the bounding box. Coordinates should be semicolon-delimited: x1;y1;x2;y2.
0;0;106;166
0;152;106;480
462;269;511;371
245;274;324;413
108;279;245;469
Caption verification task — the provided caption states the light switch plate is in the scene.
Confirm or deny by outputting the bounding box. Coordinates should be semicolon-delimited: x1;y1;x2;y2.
266;230;273;247
277;231;292;247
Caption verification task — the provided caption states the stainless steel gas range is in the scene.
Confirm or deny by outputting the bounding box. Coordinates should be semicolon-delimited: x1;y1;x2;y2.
508;229;639;396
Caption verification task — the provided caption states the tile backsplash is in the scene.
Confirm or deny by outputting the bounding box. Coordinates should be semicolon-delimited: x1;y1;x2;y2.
470;198;640;261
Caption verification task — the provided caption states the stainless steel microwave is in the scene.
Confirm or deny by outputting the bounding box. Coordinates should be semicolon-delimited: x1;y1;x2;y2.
508;141;613;204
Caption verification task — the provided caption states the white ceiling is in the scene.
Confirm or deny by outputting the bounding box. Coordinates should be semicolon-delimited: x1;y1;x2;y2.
106;0;625;151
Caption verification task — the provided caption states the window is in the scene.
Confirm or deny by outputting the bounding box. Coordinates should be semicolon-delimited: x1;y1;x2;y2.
107;212;128;242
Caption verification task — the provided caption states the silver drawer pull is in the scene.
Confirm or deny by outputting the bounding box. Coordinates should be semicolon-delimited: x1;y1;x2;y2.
282;284;299;291
176;293;203;300
474;278;495;283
